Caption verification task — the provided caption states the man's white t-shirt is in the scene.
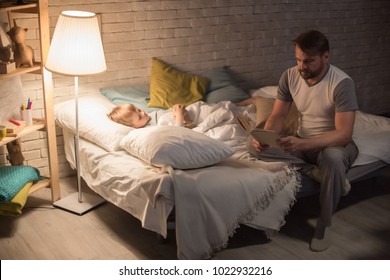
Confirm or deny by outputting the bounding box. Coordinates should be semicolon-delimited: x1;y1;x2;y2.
277;65;359;138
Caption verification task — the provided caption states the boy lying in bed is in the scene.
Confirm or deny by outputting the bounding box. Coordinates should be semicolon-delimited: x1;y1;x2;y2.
108;103;195;128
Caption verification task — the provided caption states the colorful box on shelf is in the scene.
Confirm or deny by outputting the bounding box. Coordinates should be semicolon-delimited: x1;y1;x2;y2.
0;61;16;74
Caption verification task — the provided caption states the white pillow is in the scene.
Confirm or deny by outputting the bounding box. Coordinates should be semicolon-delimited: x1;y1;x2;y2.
120;125;234;169
352;111;390;166
55;94;133;151
250;86;278;98
353;131;390;166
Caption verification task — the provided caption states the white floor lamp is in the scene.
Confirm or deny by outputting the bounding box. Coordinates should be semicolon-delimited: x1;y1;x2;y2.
46;11;106;215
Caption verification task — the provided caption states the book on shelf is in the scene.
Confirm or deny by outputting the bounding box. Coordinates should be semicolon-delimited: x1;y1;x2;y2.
236;113;281;149
0;120;26;137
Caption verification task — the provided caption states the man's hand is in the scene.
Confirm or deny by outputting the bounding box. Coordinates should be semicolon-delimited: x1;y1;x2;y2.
251;138;270;153
277;136;304;153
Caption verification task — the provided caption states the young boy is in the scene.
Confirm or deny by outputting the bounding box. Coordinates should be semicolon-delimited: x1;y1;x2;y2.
108;103;194;128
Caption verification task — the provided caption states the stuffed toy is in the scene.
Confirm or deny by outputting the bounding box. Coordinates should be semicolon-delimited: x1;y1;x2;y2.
6;139;25;166
7;22;34;68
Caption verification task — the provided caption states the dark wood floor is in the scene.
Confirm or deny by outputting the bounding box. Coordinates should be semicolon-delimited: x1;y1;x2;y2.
0;172;389;260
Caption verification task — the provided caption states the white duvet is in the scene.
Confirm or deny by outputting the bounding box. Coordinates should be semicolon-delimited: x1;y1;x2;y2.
158;101;257;156
134;101;301;259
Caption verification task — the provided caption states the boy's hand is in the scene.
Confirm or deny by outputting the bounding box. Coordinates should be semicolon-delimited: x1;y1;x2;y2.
172;104;186;125
172;104;186;114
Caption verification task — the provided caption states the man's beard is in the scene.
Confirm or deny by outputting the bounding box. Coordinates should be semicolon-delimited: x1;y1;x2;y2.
299;68;322;80
298;60;326;81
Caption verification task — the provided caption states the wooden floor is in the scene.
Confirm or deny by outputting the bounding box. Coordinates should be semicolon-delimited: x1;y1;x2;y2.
1;173;389;260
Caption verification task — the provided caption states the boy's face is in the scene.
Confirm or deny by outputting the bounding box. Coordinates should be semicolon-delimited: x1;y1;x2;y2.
125;107;150;128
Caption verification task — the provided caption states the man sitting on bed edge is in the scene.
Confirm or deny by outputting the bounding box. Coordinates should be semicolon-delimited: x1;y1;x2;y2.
243;30;359;252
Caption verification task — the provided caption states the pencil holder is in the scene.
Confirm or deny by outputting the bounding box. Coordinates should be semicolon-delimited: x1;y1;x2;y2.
21;109;33;126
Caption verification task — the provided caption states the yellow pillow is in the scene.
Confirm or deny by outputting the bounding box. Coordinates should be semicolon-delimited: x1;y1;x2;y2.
148;58;210;109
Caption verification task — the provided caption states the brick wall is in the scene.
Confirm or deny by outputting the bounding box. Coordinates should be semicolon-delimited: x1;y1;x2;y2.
48;0;390;112
1;0;389;177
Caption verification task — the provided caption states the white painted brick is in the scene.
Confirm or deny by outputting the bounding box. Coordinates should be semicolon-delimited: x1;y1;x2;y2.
23;139;47;151
164;19;192;29
132;1;163;12
146;10;178;21
22;150;41;161
176;8;204;19
103;22;135;33
217;15;242;25
162;1;190;10
35;166;49;177
144;29;175;40
190;0;217;9
229;6;254;16
191;17;218;28
98;3;133;14
162;37;190;48
203;7;230;17
187;35;218;46
27;158;47;169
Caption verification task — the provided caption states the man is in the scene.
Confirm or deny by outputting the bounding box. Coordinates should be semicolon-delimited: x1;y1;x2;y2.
248;30;359;251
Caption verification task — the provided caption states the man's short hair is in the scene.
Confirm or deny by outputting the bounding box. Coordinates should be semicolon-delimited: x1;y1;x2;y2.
293;30;329;56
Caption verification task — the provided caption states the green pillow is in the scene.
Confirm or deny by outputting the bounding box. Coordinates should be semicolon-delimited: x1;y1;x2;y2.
100;84;154;112
148;58;210;109
201;66;234;92
0;166;43;202
205;85;249;104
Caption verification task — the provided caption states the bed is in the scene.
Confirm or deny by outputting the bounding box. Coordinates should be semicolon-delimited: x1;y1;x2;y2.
56;93;301;260
54;62;390;259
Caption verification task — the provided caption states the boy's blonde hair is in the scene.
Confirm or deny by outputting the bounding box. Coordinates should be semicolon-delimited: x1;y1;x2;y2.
108;103;137;127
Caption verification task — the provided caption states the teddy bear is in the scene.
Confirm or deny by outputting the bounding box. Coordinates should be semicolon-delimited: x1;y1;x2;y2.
6;139;25;166
7;22;34;68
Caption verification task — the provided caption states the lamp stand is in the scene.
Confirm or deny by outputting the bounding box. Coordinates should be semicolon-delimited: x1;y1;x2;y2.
54;77;105;215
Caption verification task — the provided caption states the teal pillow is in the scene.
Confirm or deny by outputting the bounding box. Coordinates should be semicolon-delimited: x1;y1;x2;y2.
201;66;234;93
100;84;155;112
0;166;43;202
205;85;250;104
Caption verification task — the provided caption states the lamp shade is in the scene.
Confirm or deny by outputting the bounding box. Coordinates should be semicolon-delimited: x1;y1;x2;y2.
45;11;106;76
